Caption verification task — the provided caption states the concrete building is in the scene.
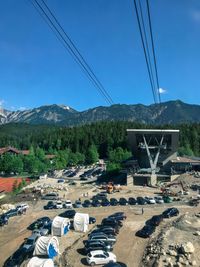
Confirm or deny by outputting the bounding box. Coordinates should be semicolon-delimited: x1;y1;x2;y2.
126;129;180;186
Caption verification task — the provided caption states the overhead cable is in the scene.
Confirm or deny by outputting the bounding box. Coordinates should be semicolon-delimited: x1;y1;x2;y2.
31;0;114;105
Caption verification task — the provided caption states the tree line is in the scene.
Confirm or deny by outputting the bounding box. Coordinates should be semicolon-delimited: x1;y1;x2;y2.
0;121;199;175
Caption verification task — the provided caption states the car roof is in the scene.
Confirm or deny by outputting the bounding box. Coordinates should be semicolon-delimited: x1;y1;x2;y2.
90;250;105;256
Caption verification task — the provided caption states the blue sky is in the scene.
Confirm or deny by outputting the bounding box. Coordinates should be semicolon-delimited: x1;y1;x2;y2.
0;0;200;111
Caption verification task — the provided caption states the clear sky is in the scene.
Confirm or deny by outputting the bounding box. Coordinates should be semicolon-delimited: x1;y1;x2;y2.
0;0;200;111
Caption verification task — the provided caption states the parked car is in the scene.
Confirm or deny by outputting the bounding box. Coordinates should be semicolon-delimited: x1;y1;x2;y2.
41;221;52;235
136;225;156;238
102;218;123;228
146;215;163;227
162;208;179;218
41;192;59;200
89;227;117;237
87;250;117;266
97;225;119;235
154;196;164;204
22;233;40;252
88;233;116;245
110;198;118;206
3;247;30;267
82;199;92;208
63;200;73;209
59;209;76;218
73;200;82;208
16;203;29;212
32;228;49;236
136;197;147;205
128;197;137;205
43;201;55;210
5;209;20;218
145;197;156;204
27;217;51;230
103;262;127;267
55;200;63;209
85;240;112;254
89;217;96;224
0;214;9;226
109;212;127;221
101;199;110;207
92;200;101;207
118;198;128;206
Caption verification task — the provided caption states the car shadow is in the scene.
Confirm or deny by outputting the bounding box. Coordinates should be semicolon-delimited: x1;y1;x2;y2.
80;258;89;266
77;248;86;256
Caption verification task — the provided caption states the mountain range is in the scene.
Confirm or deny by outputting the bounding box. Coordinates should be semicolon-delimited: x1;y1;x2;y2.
0;100;200;126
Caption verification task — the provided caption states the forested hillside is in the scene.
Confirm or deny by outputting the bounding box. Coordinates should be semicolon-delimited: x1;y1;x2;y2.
0;121;199;157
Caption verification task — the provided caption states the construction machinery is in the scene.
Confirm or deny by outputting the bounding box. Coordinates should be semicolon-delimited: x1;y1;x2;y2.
161;181;188;197
106;182;122;194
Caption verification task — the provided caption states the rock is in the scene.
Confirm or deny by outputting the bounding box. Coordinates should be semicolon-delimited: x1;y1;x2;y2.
190;260;197;266
180;242;195;254
173;263;182;267
169;250;177;256
193;231;200;236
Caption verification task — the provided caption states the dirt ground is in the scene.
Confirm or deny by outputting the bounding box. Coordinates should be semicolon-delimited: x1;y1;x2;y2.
0;176;200;267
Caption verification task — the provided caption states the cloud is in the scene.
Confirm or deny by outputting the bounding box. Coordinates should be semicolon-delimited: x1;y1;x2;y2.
158;88;167;94
19;107;26;111
191;10;200;22
0;99;5;107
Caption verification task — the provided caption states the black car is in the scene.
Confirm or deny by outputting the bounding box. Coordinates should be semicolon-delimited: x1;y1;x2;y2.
110;198;118;206
0;214;9;226
44;201;55;210
146;215;163;227
82;200;92;208
89;227;117;237
137;197;146;205
136;225;156;238
3;247;30;267
118;198;128;206
5;209;20;218
128;197;137;205
59;209;76;218
28;217;51;230
85;240;112;253
103;262;127;267
101;199;110;207
102;218;123;228
109;212;127;221
89;217;96;224
91;200;101;207
98;225;119;235
162;208;179;218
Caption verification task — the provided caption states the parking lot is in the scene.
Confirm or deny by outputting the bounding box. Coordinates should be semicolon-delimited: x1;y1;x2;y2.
1;173;200;267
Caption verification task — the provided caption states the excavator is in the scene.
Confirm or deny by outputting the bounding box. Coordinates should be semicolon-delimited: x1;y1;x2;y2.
106;182;122;194
161;181;188;197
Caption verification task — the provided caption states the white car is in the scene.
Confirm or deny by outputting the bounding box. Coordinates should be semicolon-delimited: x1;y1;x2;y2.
145;197;156;204
16;203;29;212
87;250;117;266
154;196;164;204
55;201;63;209
64;200;73;209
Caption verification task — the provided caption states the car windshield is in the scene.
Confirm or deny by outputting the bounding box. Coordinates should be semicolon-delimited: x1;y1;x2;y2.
25;239;34;245
103;251;109;257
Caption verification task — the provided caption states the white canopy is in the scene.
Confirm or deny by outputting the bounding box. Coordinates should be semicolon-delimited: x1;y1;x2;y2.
52;216;70;236
33;236;59;259
27;257;54;267
74;212;89;232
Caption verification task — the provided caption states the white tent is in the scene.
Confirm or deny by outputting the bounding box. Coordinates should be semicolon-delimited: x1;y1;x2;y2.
27;257;54;267
33;236;59;259
52;216;70;236
74;212;89;232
